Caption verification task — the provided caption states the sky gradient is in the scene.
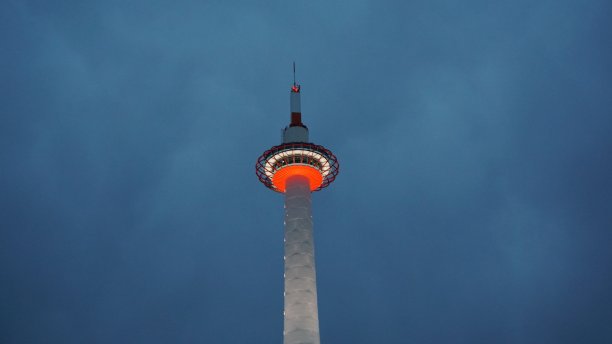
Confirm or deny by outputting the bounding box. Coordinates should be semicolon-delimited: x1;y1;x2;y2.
2;1;612;343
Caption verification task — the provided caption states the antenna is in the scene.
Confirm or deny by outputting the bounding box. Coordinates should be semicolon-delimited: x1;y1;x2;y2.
291;62;300;93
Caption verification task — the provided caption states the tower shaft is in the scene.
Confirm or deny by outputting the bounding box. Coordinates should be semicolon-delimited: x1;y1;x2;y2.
283;175;320;344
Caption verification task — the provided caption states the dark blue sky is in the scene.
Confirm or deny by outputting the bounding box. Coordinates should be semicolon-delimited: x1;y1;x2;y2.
2;1;611;343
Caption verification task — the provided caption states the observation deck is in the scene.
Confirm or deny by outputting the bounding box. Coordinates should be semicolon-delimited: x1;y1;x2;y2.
256;142;339;193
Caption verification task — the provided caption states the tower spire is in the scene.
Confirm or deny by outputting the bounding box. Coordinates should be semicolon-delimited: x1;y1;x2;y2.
291;63;300;93
289;63;303;131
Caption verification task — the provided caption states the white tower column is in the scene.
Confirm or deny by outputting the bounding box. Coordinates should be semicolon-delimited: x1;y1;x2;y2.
283;175;320;344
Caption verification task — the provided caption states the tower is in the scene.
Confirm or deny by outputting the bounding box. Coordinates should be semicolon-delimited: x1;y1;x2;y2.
256;75;339;344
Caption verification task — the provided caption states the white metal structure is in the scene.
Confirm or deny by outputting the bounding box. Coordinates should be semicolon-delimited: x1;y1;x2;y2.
256;74;339;344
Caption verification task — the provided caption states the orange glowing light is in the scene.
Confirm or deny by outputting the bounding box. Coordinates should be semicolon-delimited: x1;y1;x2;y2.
272;165;323;192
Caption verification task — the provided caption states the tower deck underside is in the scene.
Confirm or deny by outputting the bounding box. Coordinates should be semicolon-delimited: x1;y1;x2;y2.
284;175;320;344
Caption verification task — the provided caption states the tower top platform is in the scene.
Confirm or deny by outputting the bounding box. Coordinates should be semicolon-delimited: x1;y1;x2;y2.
256;142;339;193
